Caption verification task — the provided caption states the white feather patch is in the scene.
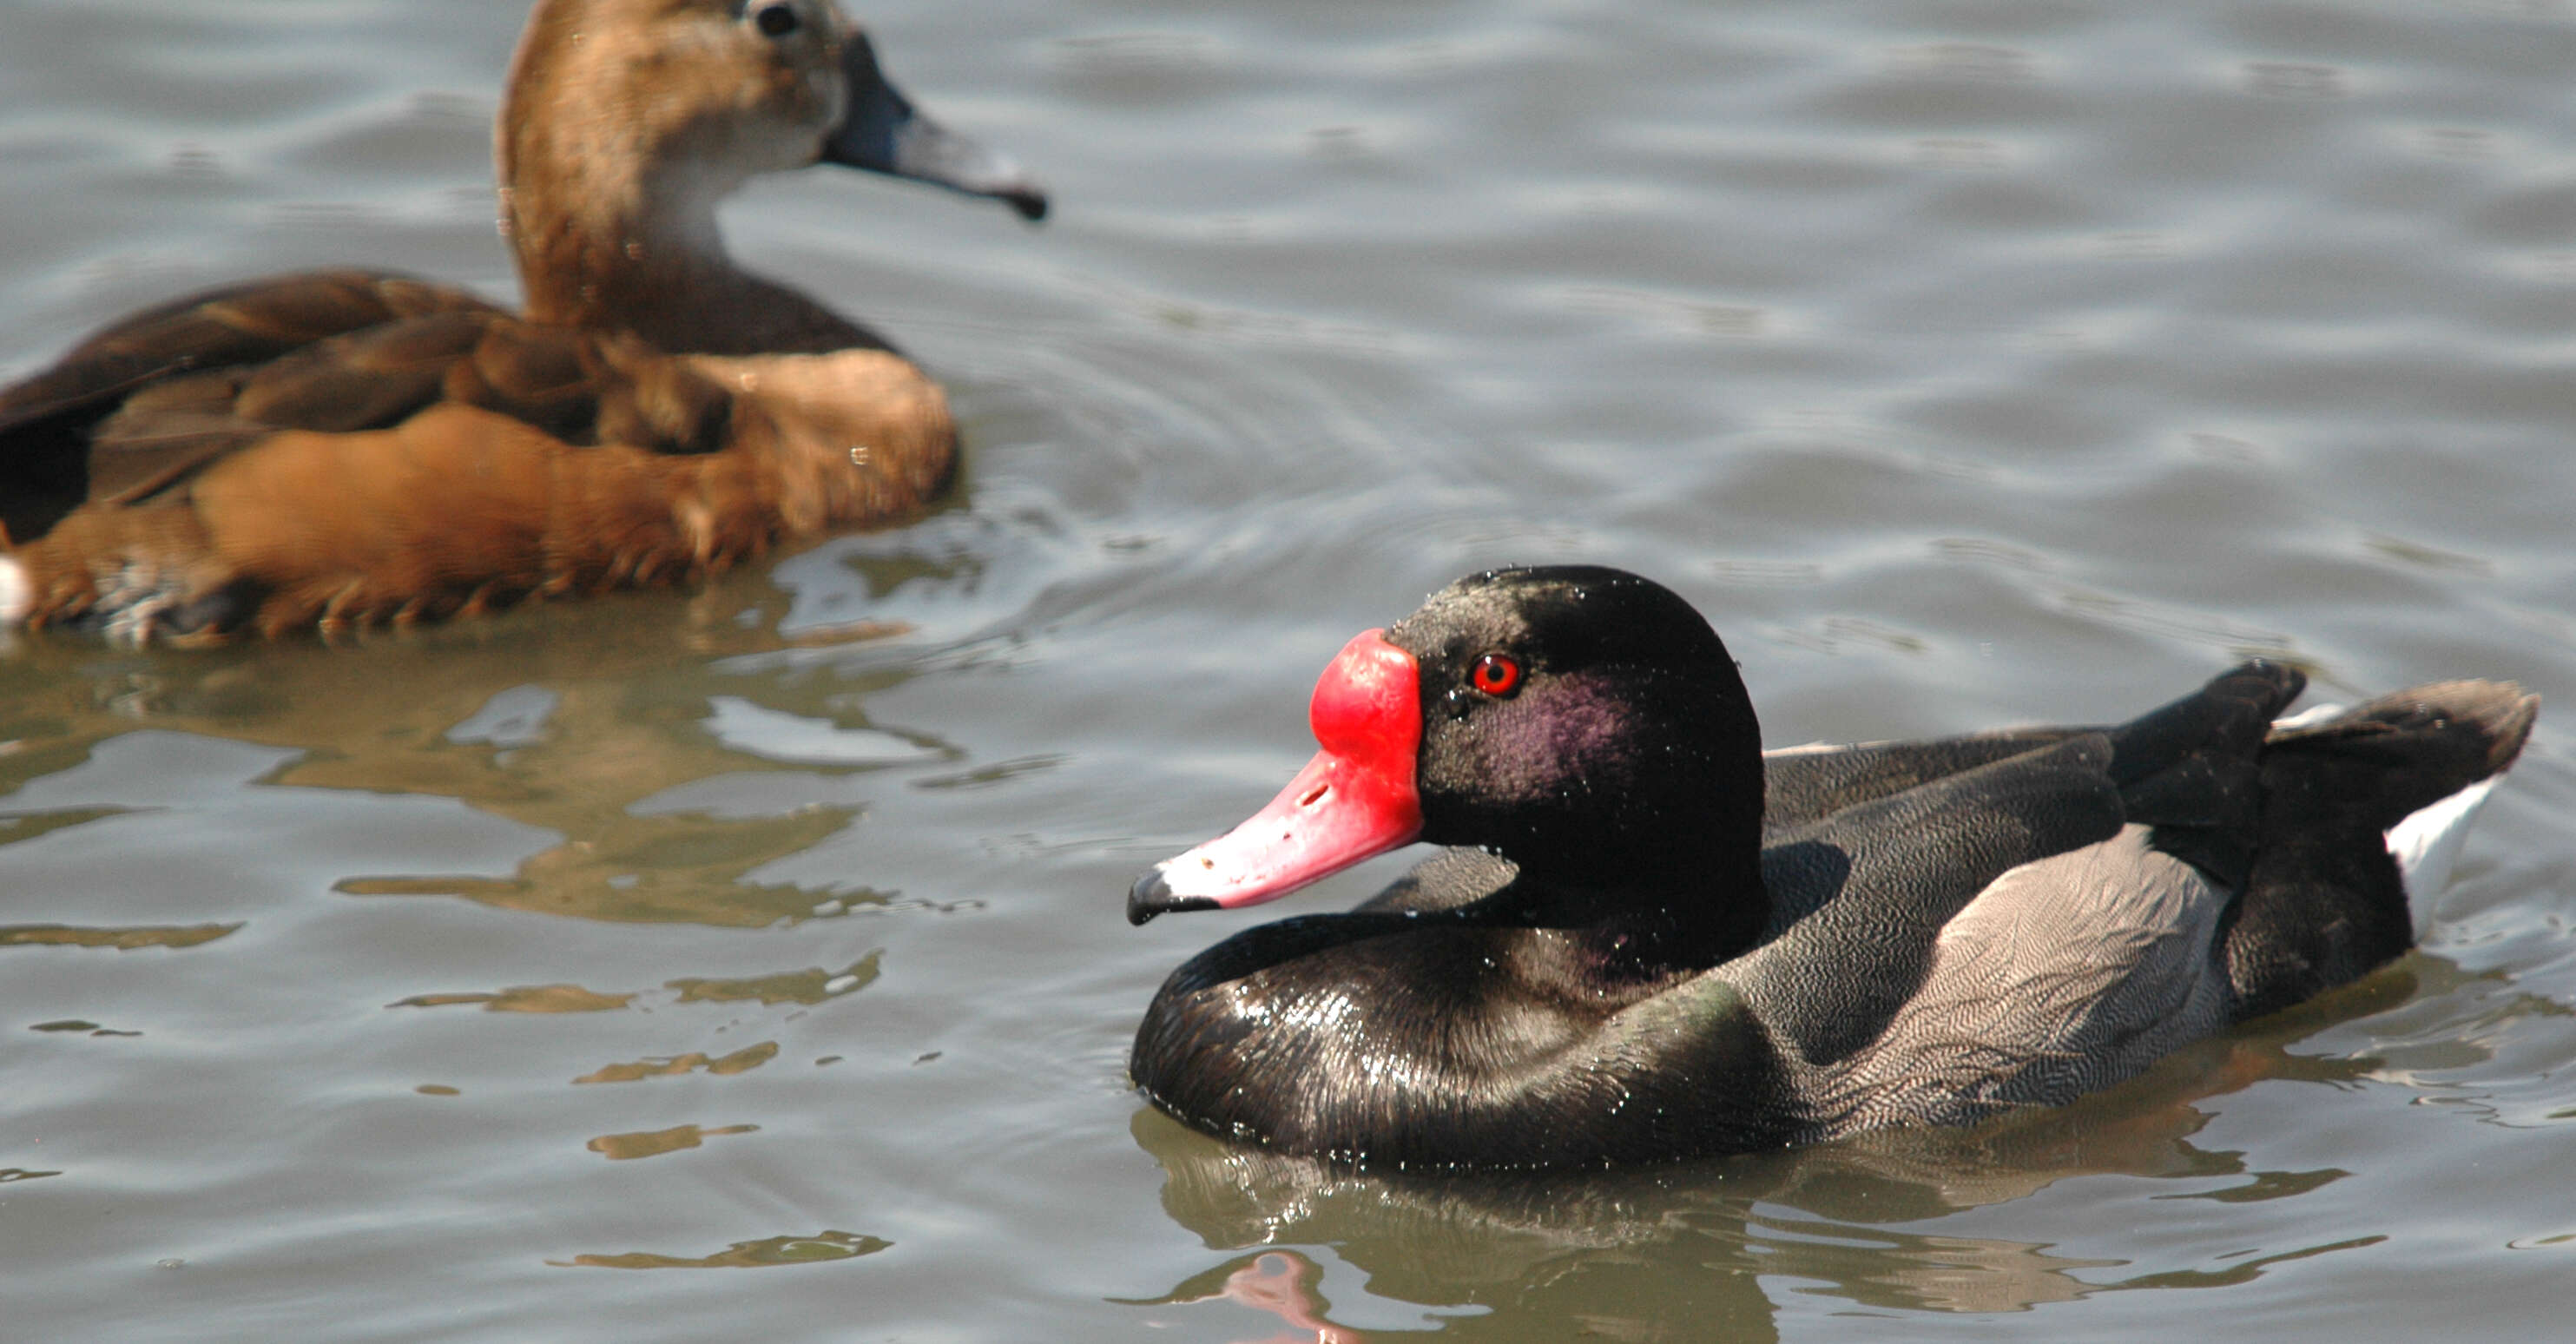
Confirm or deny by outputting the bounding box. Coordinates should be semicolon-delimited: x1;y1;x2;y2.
2388;776;2501;936
0;557;27;626
2270;702;2348;731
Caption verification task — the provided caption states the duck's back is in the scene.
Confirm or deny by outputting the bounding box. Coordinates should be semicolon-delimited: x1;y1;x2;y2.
1739;671;2536;1142
0;272;503;544
0;269;954;642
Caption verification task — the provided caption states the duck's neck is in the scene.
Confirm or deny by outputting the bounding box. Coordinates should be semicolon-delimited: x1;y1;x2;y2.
1446;722;1775;964
495;39;879;356
1496;834;1770;967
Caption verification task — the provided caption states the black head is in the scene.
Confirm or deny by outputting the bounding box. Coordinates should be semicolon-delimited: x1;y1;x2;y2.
1127;565;1770;933
1387;566;1766;890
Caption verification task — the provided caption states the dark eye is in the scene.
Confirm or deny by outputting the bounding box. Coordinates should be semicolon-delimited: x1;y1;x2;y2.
1471;653;1524;698
753;3;800;37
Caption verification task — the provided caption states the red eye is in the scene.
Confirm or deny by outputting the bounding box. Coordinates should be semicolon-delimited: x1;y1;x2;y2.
1471;653;1524;697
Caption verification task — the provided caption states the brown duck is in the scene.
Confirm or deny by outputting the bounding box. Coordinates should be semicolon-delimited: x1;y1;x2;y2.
0;0;1045;643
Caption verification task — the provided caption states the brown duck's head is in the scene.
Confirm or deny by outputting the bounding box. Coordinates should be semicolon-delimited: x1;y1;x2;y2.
499;0;1045;326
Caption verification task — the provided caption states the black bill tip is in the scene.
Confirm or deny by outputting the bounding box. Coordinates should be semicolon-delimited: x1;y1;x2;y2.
1001;186;1048;222
1127;869;1216;926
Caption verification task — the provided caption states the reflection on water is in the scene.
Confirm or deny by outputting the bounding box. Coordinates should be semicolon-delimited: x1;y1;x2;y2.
0;578;938;930
390;984;635;1012
669;953;883;1005
0;922;240;949
1126;1251;1374;1343
574;1042;780;1086
553;1229;892;1270
588;1123;761;1162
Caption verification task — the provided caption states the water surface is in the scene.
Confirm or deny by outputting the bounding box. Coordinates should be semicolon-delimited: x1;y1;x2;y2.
3;0;2575;1339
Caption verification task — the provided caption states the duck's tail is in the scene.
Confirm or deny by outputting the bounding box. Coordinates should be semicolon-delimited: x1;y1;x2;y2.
2224;681;2539;1018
